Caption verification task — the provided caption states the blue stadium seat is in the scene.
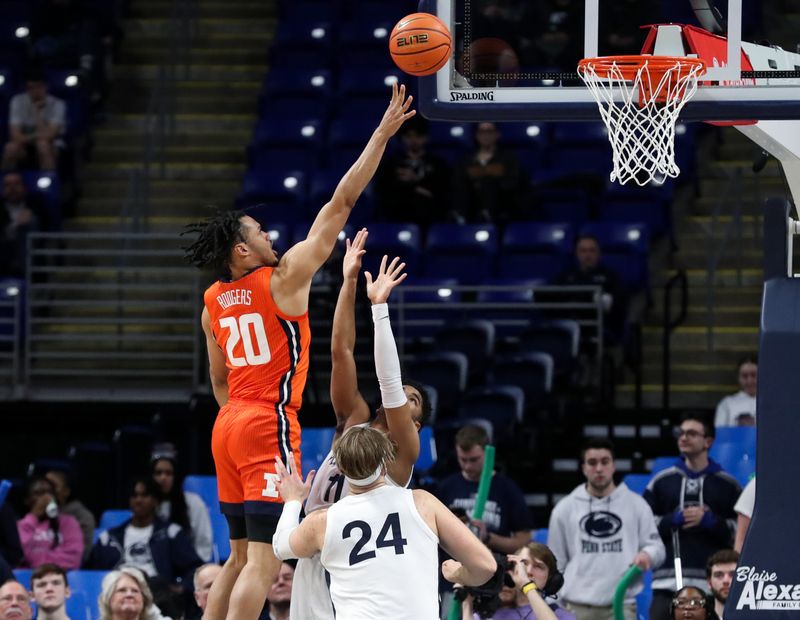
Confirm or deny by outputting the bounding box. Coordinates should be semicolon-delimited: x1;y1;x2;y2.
623;473;651;495
339;19;392;48
300;427;336;476
549;146;613;176
0;279;22;344
519;320;580;378
359;222;421;277
428;122;473;151
183;476;219;513
458;385;524;440
532;189;590;227
475;278;542;339
291;223;353;252
533;528;548;544
268;47;333;71
262;68;333;100
210;512;230;563
495;122;548;150
650;456;681;475
251;116;325;149
67;570;107;618
273;21;335;55
600;200;668;239
98;509;132;531
12;568;31;589
636;570;653;620
347;0;416;22
435;320;495;381
424;223;499;284
405;352;468;417
398;277;461;339
416;426;437;472
580;222;650;292
499;222;574;282
20;171;62;231
712;427;757;456
45;69;90;143
328;115;383;149
278;0;343;24
64;590;90;620
489;353;553;413
338;68;402;99
710;443;755;486
239;169;308;217
551;121;609;146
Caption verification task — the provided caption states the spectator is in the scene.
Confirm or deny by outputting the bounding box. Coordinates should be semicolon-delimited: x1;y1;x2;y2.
44;470;96;564
0;580;33;620
706;550;738;620
461;543;575;620
548;439;665;620
0;173;47;277
30;563;71;620
733;477;755;553
714;357;757;427
263;561;294;620
191;563;221;618
150;443;212;562
375;115;455;228
2;71;65;172
87;476;201;597
0;503;23;584
97;567;162;620
644;413;741;620
17;477;83;570
453;122;525;224
669;586;715;620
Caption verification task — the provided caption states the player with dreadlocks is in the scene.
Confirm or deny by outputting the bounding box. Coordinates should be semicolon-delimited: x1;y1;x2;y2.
184;83;415;620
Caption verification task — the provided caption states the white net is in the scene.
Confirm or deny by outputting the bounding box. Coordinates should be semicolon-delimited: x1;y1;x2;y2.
578;57;705;186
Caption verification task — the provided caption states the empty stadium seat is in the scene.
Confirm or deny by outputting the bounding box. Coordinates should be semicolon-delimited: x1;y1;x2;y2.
416;426;437;472
475;278;541;339
533;528;548;544
211;512;231;563
532;188;590;227
262;68;333;100
519;320;580;378
183;475;219;512
424;223;498;284
67;570;107;618
712;427;756;456
458;385;524;440
338;67;402;99
435;320;495;380
12;568;31;589
64;590;90;620
405;352;468;417
499;222;574;282
650;456;681;475
489;353;553;412
395;277;461;339
300;427;336;476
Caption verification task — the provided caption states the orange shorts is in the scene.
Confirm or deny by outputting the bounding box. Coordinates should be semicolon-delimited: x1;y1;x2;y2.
211;398;302;516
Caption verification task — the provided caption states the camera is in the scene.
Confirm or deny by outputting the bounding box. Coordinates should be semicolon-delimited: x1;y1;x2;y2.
452;553;508;619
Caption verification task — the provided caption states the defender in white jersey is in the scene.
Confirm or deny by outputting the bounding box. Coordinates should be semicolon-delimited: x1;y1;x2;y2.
293;231;431;620
273;426;497;620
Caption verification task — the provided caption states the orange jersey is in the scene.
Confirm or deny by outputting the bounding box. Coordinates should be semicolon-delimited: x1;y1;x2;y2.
204;266;311;413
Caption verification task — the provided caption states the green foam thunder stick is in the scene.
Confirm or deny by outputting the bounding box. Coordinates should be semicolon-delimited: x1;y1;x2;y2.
447;444;496;620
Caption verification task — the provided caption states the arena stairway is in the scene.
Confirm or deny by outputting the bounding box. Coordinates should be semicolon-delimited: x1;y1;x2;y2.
72;0;274;234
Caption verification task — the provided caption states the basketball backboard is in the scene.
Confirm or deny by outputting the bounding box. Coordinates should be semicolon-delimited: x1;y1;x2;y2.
419;0;800;121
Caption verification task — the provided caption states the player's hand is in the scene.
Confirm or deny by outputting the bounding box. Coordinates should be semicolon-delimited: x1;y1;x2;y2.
343;228;368;280
442;559;465;584
507;554;530;589
274;456;315;504
375;82;415;140
365;255;407;305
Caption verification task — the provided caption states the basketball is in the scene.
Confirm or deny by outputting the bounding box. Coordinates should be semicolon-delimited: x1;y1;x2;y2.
389;12;452;76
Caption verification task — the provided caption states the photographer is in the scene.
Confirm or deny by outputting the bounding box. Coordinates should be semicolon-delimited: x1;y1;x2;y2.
460;543;575;620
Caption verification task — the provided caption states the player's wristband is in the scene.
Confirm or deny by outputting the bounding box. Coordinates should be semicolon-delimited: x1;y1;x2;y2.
521;582;538;596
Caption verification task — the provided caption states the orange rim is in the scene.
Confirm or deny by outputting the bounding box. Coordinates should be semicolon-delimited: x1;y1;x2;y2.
578;55;706;81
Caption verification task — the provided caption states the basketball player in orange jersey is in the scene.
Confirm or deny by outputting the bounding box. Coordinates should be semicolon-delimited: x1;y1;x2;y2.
184;83;415;620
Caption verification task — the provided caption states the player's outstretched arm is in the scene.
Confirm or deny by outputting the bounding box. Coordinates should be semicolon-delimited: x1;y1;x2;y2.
273;457;323;560
277;83;414;289
414;489;497;587
330;228;371;436
366;255;420;479
201;307;229;407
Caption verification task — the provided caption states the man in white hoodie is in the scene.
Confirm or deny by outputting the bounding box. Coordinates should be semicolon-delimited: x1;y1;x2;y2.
548;439;665;620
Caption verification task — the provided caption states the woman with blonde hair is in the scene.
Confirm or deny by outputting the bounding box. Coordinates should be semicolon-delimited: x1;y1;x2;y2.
98;567;164;620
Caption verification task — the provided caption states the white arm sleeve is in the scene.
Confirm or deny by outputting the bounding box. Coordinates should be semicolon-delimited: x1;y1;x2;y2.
272;500;302;560
371;303;408;409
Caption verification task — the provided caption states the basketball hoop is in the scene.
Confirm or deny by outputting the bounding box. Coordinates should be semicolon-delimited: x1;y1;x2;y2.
578;55;706;186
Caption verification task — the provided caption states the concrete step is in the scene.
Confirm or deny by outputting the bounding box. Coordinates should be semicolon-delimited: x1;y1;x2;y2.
124;17;274;36
648;305;761;328
77;195;218;217
677;215;763;238
65;216;198;233
642;325;759;348
658;267;763;287
690;197;764;217
651;286;762;308
83;161;245;181
91;128;251;149
615;384;731;409
115;64;265;81
82;178;240;200
91;144;246;164
101;112;254;132
123;32;273;50
129;2;274;18
669;249;763;270
698;177;789;199
644;345;760;366
120;46;269;65
640;363;740;386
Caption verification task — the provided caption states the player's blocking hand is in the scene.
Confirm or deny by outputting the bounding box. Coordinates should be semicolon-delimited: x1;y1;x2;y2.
376;82;416;139
365;255;407;305
343;228;368;280
274;456;315;504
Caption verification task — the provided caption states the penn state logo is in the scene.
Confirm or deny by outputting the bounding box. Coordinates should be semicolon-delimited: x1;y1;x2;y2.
580;511;622;538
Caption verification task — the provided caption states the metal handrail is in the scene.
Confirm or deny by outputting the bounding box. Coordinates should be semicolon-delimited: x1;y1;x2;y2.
662;270;689;411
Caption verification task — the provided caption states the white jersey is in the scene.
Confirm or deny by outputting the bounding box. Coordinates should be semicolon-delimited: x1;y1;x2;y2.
293;425;413;620
321;485;439;620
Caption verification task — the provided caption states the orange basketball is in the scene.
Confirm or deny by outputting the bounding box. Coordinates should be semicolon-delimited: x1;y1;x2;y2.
389;13;452;77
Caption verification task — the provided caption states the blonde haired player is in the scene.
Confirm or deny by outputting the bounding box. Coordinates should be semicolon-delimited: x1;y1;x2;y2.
272;426;498;619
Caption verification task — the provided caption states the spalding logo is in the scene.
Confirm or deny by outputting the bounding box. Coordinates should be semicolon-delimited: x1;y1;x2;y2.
396;33;429;47
580;511;623;538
